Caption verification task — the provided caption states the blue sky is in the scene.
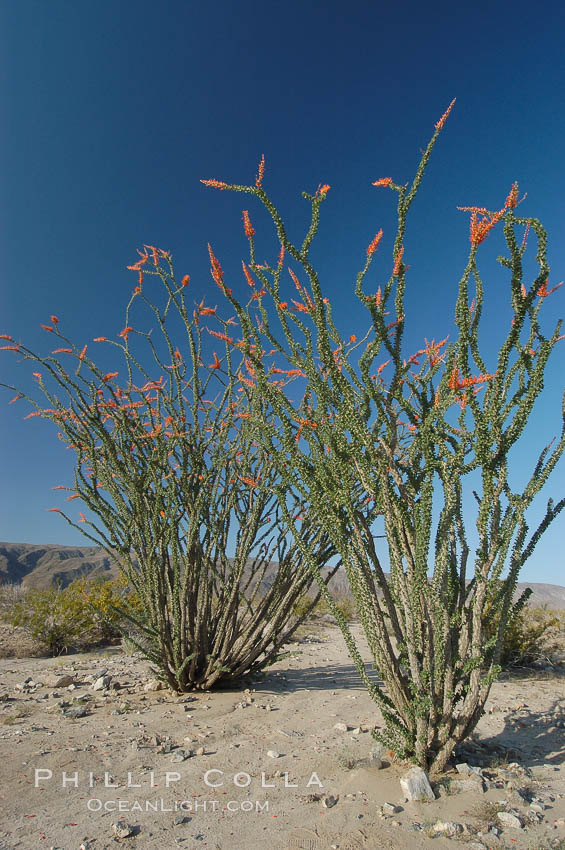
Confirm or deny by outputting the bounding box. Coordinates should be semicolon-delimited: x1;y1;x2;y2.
1;0;563;584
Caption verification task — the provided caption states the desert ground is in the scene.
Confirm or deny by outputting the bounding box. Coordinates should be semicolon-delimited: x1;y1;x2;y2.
0;622;564;850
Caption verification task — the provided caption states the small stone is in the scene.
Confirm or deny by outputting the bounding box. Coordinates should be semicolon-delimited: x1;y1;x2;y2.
267;750;280;759
92;675;111;691
112;820;135;838
450;776;486;794
195;746;205;756
369;743;385;760
497;811;524;829
432;821;464;837
79;842;94;850
333;722;349;732
455;762;481;776
43;674;74;688
382;803;402;815
160;741;172;754
352;727;361;735
400;767;435;801
173;815;188;825
171;749;189;763
368;751;384;769
143;679;164;692
63;706;90;719
322;795;339;808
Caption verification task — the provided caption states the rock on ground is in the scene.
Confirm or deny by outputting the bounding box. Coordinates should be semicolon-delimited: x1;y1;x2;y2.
400;766;436;801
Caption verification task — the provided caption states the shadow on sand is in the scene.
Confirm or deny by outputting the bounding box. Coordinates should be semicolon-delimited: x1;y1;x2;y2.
474;697;565;768
256;660;384;693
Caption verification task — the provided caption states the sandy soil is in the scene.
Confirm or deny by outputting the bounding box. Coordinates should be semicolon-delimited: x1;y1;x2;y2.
0;624;564;850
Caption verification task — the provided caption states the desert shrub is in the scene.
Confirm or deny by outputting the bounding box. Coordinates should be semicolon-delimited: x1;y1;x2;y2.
499;606;561;667
327;595;358;624
196;101;565;771
291;593;324;621
483;583;562;668
1;574;144;655
0;581;27;612
66;575;142;643
293;592;357;624
4;585;94;655
2;254;341;689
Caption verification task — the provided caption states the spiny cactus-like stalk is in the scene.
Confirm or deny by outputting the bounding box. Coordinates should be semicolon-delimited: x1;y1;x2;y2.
1;252;340;690
199;102;565;770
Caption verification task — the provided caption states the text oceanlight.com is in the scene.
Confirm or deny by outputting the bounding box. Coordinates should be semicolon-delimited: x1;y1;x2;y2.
87;798;269;813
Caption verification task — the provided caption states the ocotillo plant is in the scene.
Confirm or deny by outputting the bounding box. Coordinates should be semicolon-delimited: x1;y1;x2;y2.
1;251;339;690
200;102;565;771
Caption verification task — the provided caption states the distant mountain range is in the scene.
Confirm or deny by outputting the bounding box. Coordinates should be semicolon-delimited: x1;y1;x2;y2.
0;542;118;588
1;542;564;609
